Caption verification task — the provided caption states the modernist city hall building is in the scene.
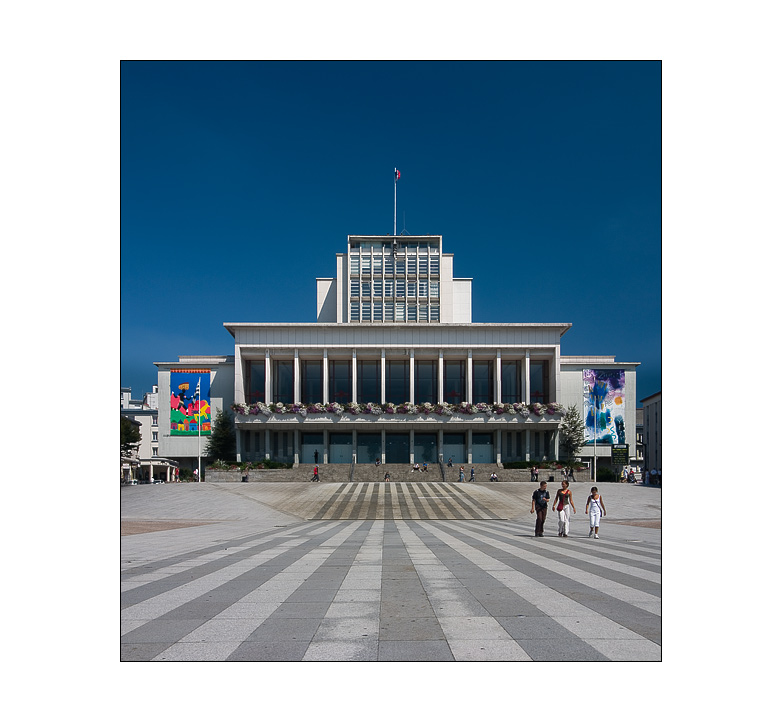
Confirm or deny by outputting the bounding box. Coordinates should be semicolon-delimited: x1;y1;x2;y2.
156;235;638;470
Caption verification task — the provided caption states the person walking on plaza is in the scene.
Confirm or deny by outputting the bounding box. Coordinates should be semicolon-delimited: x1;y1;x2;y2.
469;467;475;482
586;486;607;538
530;480;550;537
459;466;465;483
311;464;320;482
554;479;576;537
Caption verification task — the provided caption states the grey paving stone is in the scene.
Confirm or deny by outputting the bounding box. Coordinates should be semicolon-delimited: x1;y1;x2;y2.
378;641;455;661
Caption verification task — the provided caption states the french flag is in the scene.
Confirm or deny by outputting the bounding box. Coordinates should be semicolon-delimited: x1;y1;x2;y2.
394;169;401;181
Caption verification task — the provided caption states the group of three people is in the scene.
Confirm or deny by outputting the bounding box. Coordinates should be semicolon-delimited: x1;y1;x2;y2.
531;479;606;538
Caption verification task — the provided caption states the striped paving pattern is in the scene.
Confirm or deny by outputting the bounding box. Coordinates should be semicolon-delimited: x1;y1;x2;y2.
310;482;505;520
121;517;661;661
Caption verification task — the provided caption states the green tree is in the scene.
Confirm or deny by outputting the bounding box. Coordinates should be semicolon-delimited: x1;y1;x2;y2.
559;404;587;461
121;416;141;456
205;409;237;462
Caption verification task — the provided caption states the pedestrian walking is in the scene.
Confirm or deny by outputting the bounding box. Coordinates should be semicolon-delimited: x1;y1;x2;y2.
530;480;550;537
459;466;465;483
311;464;320;482
554;479;576;537
193;469;199;483
586;486;607;538
448;457;453;468
469;467;475;482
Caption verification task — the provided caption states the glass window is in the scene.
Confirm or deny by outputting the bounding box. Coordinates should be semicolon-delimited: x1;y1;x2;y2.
407;304;417;321
419;258;428;274
396;280;405;297
415;360;437;404
350;280;359;297
384;279;393;296
530;361;550;404
350;256;359;274
407;257;417;274
301;360;323;404
373;279;383;296
360;256;370;273
407;282;416;298
361;281;371;297
385;361;409;403
350;302;359;320
444;360;465;404
472;360;494;404
273;360;293;404
372;255;382;273
384;302;394;320
385;257;394;274
361;303;371;320
395;302;405;321
395;259;405;274
329;360;352;403
419;279;428;297
373;303;382;321
430;304;440;321
430;281;439;298
430;256;440;274
246;360;265;402
419;305;429;321
501;361;521;403
357;360;380;403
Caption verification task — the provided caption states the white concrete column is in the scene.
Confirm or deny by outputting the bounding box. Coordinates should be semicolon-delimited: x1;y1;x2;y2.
265;349;271;404
438;428;443;463
438;350;444;404
553;345;560;405
294;430;300;465
525;428;530;462
322;348;328;404
524;350;530;405
409;349;415;404
235;345;245;404
381;429;386;464
235;427;242;463
495;429;501;465
323;429;329;464
294;349;300;404
467;428;473;464
466;349;473;404
265;429;271;460
409;428;415;465
352;349;357;404
495;350;502;404
381;349;386;404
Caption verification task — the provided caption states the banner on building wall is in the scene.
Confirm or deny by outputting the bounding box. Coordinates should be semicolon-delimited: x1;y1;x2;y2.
170;369;211;436
583;369;625;444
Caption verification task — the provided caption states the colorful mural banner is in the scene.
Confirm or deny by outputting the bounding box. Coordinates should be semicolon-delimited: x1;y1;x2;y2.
170;369;211;436
583;369;625;445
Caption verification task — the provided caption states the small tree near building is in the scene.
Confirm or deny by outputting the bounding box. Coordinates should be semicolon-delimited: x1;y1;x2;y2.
559;404;587;462
121;416;141;456
205;409;237;462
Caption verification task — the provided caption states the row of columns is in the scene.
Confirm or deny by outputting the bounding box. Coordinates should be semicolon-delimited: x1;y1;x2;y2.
238;347;558;406
236;427;559;466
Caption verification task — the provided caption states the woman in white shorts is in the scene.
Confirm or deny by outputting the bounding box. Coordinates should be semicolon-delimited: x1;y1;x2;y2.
585;486;607;538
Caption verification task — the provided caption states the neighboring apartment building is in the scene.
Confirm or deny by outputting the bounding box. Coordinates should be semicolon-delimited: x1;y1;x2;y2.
120;385;178;481
641;391;662;473
155;235;639;472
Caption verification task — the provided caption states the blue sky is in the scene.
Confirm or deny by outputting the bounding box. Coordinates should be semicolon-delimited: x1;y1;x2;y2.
121;60;660;402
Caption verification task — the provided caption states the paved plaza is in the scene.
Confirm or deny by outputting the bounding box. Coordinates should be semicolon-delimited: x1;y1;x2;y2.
121;480;661;661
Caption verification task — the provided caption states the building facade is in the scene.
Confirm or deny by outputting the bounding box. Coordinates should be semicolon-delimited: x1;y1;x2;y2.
155;235;638;470
641;391;661;473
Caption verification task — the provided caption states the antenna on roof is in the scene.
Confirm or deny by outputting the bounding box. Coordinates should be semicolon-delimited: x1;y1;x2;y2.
393;168;401;236
401;212;409;236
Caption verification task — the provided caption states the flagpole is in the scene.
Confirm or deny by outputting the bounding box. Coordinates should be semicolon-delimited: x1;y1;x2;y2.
394;168;398;236
197;379;202;482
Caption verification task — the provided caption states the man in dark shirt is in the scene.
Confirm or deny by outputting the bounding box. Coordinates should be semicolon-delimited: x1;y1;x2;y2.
530;481;550;537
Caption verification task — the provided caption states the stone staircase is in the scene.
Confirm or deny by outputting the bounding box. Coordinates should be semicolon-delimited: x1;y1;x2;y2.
206;463;592;484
